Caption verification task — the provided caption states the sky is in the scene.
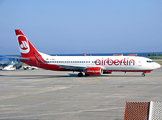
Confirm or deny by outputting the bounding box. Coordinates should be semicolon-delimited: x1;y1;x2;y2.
0;0;162;55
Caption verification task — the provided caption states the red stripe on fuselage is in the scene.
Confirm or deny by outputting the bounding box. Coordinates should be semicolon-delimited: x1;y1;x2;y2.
21;59;67;71
103;70;152;73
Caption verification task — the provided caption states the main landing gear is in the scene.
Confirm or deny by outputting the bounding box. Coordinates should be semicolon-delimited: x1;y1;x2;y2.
78;72;83;77
142;73;145;77
78;72;89;77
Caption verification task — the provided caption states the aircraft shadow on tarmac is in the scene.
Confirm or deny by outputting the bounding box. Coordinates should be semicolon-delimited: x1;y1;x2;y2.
0;74;142;79
0;75;5;76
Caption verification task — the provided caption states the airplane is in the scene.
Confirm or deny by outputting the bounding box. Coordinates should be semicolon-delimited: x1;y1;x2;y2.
83;53;92;56
0;57;22;71
13;29;161;77
2;61;16;71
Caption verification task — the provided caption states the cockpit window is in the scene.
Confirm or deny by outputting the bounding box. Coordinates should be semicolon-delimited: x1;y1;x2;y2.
147;60;154;63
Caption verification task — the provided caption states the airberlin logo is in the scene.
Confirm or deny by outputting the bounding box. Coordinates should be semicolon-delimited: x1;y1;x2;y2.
95;58;135;66
87;70;100;73
18;35;30;54
20;41;28;49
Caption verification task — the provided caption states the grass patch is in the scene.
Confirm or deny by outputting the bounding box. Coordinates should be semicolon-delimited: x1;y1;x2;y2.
147;56;162;59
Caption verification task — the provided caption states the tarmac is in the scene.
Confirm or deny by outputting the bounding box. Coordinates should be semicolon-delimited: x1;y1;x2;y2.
0;68;162;120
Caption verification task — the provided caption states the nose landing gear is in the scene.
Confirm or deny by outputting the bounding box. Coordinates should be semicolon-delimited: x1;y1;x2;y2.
142;73;145;77
141;71;151;77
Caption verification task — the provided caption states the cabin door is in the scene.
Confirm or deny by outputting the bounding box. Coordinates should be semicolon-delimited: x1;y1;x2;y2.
138;60;142;66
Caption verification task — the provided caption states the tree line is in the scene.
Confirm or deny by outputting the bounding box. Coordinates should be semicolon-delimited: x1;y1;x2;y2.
147;52;162;56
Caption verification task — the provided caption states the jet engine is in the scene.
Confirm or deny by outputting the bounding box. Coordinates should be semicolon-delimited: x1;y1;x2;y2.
86;67;103;75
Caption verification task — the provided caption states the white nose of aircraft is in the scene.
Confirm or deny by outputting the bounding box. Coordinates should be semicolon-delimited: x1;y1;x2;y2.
154;62;161;69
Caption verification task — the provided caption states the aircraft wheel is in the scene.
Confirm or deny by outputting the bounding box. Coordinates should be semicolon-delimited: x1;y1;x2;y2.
78;73;83;77
142;73;145;77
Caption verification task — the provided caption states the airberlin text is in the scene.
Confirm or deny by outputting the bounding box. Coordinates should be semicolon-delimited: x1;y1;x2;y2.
95;58;135;66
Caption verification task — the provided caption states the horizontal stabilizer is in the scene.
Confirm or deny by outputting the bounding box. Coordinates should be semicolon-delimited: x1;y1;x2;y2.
2;56;30;60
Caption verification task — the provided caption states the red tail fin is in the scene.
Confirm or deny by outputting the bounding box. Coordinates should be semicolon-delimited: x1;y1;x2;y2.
15;29;46;66
15;29;39;58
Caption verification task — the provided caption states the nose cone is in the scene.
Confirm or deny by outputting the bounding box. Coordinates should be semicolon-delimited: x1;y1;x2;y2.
154;62;161;69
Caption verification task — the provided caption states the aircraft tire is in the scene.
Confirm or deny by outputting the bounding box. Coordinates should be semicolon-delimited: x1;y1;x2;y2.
78;73;83;77
142;73;145;77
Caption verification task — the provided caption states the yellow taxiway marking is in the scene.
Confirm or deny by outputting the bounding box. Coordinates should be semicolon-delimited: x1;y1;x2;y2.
0;78;98;98
0;99;64;101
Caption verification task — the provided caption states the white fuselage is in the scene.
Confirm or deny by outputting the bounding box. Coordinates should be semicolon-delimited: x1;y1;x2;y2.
41;54;161;72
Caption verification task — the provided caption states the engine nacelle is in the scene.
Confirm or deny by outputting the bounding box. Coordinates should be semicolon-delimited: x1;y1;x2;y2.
86;67;103;75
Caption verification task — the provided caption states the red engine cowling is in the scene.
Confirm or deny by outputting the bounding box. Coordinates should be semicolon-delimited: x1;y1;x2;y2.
86;67;103;75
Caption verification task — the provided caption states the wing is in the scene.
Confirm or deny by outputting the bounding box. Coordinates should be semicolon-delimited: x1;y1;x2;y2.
58;64;87;71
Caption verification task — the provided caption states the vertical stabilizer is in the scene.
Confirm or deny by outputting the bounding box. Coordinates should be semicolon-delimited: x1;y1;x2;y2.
15;29;39;58
15;29;45;66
